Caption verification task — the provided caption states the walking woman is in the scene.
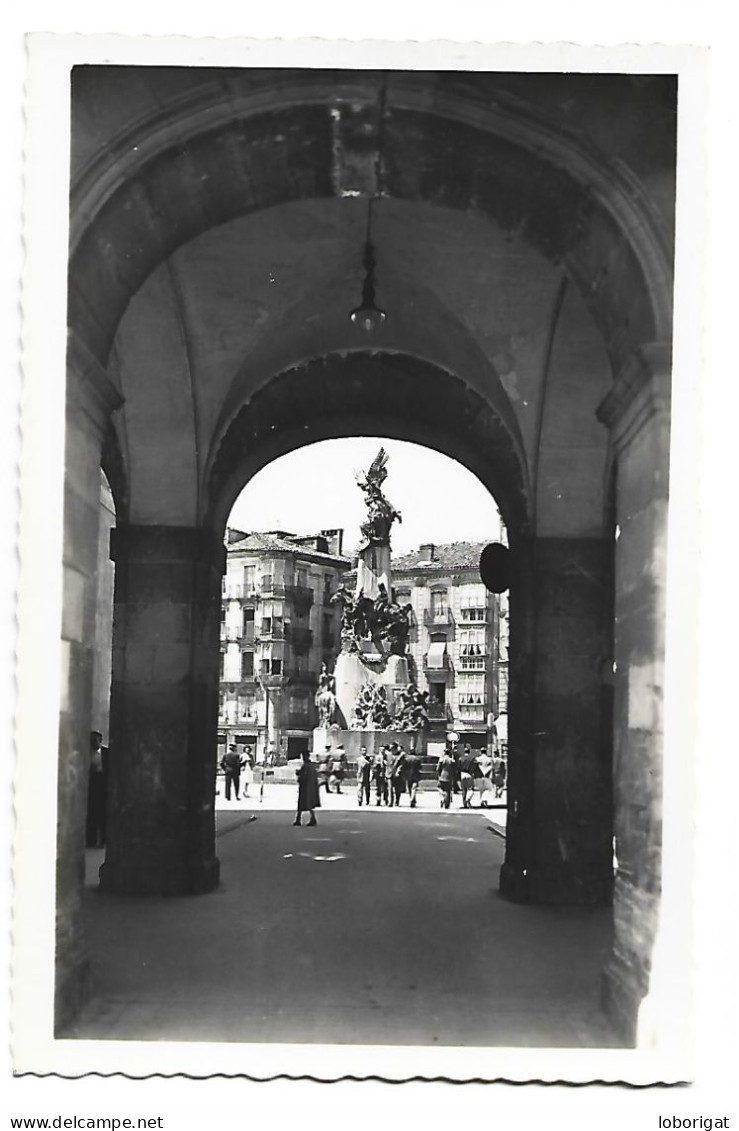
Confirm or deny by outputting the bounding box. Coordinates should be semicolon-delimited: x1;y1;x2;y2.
294;750;321;827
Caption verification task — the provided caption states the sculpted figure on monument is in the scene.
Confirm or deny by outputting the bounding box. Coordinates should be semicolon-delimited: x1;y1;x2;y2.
394;682;429;732
314;663;337;726
356;448;402;552
353;682;393;730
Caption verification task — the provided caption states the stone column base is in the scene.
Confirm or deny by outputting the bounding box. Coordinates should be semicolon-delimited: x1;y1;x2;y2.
500;860;613;906
99;854;220;896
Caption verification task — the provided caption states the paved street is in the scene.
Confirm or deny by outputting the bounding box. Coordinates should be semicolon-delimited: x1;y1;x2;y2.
72;805;622;1048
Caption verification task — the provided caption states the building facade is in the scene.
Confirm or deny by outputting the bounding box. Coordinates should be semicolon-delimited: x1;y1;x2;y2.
218;527;349;760
391;541;509;757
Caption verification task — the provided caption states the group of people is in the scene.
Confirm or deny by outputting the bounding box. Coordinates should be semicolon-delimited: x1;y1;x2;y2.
355;744;424;808
435;744;507;810
220;743;255;800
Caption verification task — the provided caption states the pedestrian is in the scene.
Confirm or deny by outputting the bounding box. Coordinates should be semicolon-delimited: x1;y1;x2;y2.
242;744;255;796
404;749;422;808
493;754;507;798
329;744;347;794
387;743;407;807
86;730;108;848
451;743;462;793
371;747;388;806
317;746;332;793
476;747;494;807
293;750;321;826
220;743;245;801
437;749;455;810
457;746;478;809
356;746;371;807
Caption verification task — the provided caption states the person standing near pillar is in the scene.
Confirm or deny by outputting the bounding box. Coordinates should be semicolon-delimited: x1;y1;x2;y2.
86;730;108;848
221;744;245;801
294;751;321;827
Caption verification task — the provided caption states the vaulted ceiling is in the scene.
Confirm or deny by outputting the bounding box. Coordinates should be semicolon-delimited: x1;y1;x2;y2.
69;67;676;539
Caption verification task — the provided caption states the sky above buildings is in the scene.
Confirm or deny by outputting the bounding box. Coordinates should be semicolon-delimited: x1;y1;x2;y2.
228;437;504;557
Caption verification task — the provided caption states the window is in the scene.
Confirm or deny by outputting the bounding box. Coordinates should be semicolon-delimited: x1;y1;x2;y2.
219;651;225;679
261;616;272;635
460;586;487;623
322;613;333;647
242;607;255;640
240;693;256;718
459;628;487;670
241;651;254;680
296;566;308;588
430;588;448;616
270;658;282;676
243;565;255;592
289;692;309;714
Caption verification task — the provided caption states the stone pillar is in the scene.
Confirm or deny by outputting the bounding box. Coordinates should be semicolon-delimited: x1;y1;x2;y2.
500;535;614;905
56;337;122;1029
99;526;224;895
597;343;671;1041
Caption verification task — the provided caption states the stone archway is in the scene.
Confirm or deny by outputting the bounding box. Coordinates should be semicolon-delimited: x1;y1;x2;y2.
56;68;675;1040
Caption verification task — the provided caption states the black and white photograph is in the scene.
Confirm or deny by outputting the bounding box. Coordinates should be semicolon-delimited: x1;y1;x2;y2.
9;28;721;1093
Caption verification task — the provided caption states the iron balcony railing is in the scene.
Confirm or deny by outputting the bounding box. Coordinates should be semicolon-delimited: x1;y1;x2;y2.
423;607;454;627
423;651;454;673
260;578;286;597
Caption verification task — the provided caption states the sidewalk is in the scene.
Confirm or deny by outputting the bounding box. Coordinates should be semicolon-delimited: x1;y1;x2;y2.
217;777;508;835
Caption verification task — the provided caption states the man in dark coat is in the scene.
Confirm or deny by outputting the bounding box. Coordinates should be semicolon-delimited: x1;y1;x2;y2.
221;744;245;801
294;751;321;826
356;746;371;806
404;750;422;808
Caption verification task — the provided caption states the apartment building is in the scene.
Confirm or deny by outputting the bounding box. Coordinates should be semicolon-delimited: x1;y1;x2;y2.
219;527;349;759
391;541;509;756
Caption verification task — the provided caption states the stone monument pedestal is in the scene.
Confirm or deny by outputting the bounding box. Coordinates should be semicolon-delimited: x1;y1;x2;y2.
333;649;410;730
312;727;427;761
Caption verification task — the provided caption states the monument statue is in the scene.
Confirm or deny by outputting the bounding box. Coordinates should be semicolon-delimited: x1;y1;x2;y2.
314;448;426;752
314;662;337;727
356;447;402;551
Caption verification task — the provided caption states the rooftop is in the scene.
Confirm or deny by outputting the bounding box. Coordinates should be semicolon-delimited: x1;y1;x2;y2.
226;529;349;566
392;541;489;573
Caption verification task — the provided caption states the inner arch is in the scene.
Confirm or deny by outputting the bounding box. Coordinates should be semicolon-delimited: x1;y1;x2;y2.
206;351;531;540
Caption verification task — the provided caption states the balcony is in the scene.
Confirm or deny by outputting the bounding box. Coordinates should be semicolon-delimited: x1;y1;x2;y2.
424;607;454;627
223;585;260;601
286;584;314;614
221;625;243;642
288;626;313;654
256;625;285;642
258;671;290;690
260;578;286;597
427;700;450;722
